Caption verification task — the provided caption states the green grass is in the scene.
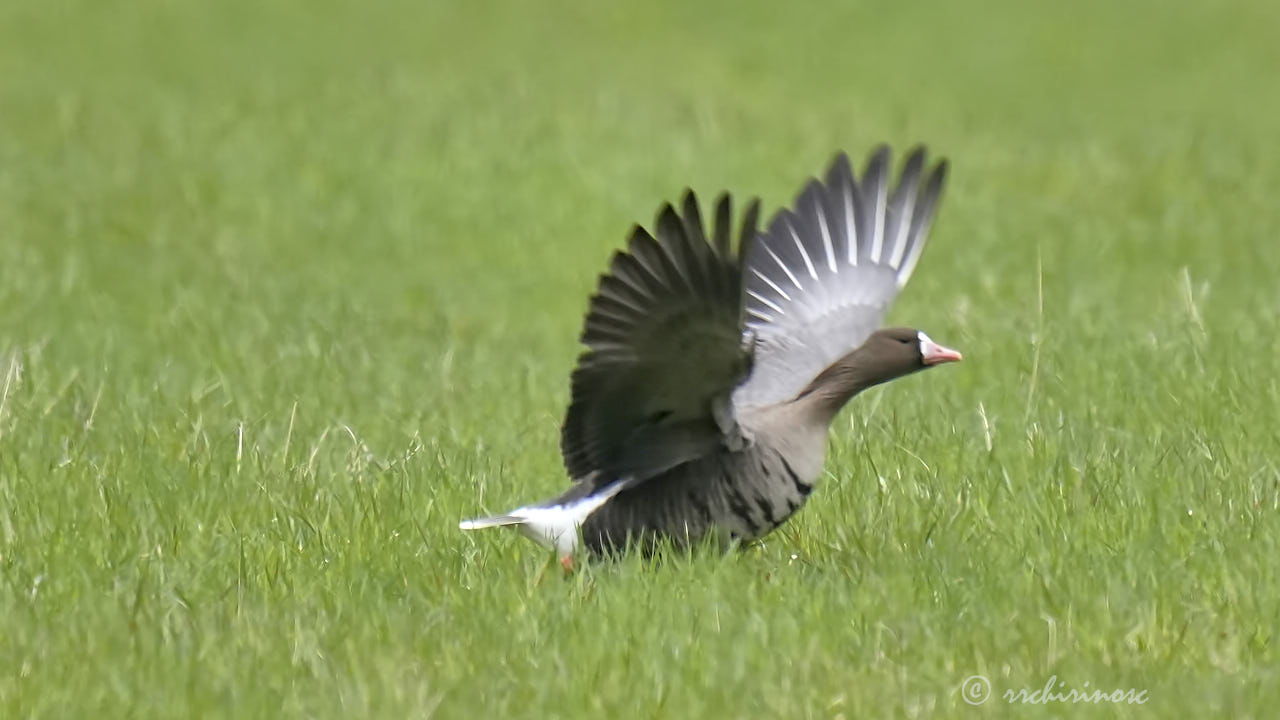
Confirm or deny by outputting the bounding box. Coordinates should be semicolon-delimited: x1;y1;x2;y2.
3;0;1279;717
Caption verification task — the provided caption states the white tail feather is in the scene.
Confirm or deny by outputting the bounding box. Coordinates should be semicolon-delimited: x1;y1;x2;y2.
458;515;523;531
458;476;637;554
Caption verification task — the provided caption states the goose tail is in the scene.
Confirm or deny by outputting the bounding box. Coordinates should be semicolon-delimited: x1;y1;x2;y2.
458;514;526;531
458;475;639;554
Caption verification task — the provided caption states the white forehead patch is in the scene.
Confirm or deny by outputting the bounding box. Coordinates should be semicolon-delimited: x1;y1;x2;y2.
917;330;934;347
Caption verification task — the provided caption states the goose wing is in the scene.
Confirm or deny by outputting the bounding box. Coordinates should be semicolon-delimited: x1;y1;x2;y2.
732;146;948;410
561;192;761;486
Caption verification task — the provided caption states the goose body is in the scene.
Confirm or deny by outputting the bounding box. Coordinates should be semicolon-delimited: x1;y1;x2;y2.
460;146;962;560
575;401;829;553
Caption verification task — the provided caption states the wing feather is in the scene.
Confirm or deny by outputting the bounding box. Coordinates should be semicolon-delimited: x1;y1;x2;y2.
734;146;949;409
861;146;890;264
561;192;760;484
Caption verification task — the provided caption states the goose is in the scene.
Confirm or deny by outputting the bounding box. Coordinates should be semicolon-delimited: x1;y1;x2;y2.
460;145;961;565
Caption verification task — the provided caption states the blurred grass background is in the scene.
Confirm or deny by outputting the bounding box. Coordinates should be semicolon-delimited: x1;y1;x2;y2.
2;0;1279;717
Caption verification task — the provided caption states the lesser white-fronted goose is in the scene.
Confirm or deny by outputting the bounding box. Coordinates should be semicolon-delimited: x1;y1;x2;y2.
460;145;961;563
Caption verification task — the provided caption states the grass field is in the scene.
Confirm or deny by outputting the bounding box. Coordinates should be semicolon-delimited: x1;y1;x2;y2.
3;0;1280;717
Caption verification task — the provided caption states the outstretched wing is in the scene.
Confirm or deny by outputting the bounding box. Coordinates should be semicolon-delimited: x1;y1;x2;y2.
732;146;948;409
561;191;761;485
